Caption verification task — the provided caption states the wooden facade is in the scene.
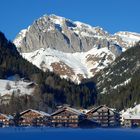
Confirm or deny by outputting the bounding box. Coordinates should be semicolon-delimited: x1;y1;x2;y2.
51;106;85;127
0;113;13;127
20;109;50;126
87;105;120;127
123;116;140;127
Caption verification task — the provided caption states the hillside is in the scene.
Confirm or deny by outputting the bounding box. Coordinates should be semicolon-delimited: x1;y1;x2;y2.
0;31;97;114
85;42;140;110
0;32;42;80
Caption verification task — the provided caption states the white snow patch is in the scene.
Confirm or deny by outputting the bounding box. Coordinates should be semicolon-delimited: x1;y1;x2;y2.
115;31;140;44
0;79;35;96
14;29;27;47
100;88;107;94
113;78;131;89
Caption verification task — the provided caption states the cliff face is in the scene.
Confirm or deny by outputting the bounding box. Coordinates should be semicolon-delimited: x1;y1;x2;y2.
14;14;124;54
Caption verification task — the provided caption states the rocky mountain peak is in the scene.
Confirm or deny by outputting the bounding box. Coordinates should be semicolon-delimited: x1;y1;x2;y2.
14;14;112;53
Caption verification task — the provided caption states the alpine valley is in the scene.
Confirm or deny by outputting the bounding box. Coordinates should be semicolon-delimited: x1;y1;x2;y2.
0;14;140;114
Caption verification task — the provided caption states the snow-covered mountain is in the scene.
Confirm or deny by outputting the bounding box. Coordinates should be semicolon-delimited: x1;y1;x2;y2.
14;14;140;83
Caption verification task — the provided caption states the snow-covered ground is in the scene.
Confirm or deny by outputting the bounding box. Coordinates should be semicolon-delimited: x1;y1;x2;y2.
0;79;34;97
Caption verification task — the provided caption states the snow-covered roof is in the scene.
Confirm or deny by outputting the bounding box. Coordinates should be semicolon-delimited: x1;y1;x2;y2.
51;106;83;116
0;113;13;120
20;109;50;117
123;114;140;120
87;105;119;114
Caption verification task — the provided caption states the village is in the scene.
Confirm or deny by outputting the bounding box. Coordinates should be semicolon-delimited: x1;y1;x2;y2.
0;105;138;128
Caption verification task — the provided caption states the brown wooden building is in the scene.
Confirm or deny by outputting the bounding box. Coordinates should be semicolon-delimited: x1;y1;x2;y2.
20;109;50;126
87;105;120;127
51;106;85;127
0;113;13;127
123;115;140;127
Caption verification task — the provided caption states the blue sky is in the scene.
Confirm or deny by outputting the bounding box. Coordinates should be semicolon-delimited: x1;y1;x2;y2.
0;0;140;40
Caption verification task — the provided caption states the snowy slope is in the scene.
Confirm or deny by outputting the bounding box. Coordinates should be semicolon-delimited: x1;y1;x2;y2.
115;31;140;50
22;46;116;83
115;31;140;44
14;29;28;47
0;79;35;96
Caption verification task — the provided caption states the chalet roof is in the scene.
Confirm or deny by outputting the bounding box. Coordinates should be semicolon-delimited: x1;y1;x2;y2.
87;105;119;114
122;111;140;120
123;115;140;120
0;113;13;120
51;106;83;116
20;109;50;117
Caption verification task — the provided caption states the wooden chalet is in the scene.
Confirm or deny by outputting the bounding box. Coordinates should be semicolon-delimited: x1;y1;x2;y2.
19;109;50;126
86;105;120;127
123;115;140;127
51;106;85;128
0;113;13;127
